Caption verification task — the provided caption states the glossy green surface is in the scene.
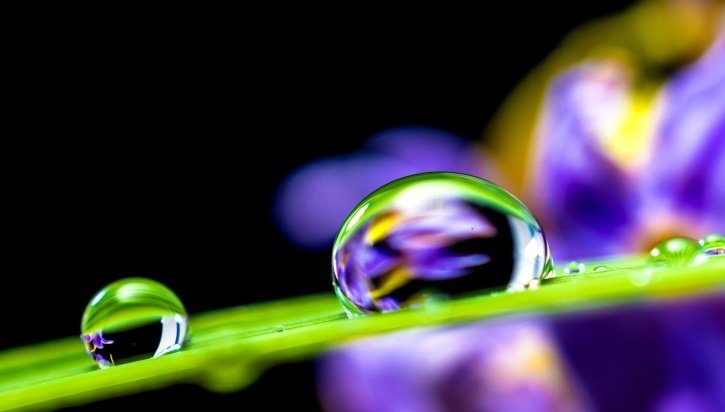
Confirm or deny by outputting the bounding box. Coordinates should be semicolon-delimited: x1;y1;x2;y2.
0;258;723;411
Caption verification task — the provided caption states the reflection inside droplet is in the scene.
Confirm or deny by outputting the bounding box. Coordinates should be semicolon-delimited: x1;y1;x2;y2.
332;172;553;316
81;278;189;368
691;234;725;266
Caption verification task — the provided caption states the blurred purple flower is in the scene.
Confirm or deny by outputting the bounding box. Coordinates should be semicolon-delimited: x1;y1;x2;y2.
319;317;590;412
551;293;725;411
275;127;491;248
312;12;725;412
319;292;725;412
531;62;639;259
643;34;725;235
532;31;725;260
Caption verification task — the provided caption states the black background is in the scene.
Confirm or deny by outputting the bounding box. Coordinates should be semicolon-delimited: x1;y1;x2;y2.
3;3;632;410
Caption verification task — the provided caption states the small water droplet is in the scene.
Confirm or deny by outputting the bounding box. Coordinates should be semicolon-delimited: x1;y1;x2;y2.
274;324;286;332
593;266;610;272
645;237;701;270
332;173;553;316
563;261;585;275
81;278;188;368
691;234;725;266
700;234;725;255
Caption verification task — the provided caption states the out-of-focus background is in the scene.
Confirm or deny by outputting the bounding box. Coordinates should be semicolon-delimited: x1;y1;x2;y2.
3;1;723;410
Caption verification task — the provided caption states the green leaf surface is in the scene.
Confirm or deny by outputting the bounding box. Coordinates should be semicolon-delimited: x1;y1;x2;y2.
1;257;723;411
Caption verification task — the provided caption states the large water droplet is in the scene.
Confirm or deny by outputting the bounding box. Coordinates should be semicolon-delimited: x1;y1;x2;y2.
645;237;701;270
691;234;725;266
81;278;188;368
332;172;553;316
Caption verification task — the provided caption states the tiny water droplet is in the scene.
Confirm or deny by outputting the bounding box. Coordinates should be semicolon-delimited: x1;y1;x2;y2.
700;234;725;255
81;278;188;368
691;234;725;266
593;266;610;272
332;173;553;316
645;237;701;270
563;261;585;275
274;324;286;332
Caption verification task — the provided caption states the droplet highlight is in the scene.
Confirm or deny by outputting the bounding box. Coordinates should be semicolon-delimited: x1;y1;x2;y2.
332;172;553;316
81;278;188;368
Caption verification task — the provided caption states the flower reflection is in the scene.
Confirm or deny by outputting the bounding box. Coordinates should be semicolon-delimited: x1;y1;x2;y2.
335;199;496;312
82;331;114;366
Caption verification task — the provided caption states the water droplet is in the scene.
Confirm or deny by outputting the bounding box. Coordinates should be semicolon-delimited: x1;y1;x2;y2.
593;266;610;272
274;324;286;332
700;234;725;255
645;237;701;270
563;261;585;275
691;234;725;266
332;172;553;316
81;278;188;368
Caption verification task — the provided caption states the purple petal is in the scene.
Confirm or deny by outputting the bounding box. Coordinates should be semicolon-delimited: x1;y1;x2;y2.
366;127;487;176
551;293;725;411
318;292;725;412
275;127;490;249
530;61;639;260
641;32;725;237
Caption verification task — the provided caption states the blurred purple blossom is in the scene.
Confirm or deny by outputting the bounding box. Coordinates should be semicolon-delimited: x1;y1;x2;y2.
643;34;725;235
319;317;588;412
319;292;725;412
531;62;639;259
315;31;725;410
532;31;725;260
304;10;725;412
275;127;491;248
